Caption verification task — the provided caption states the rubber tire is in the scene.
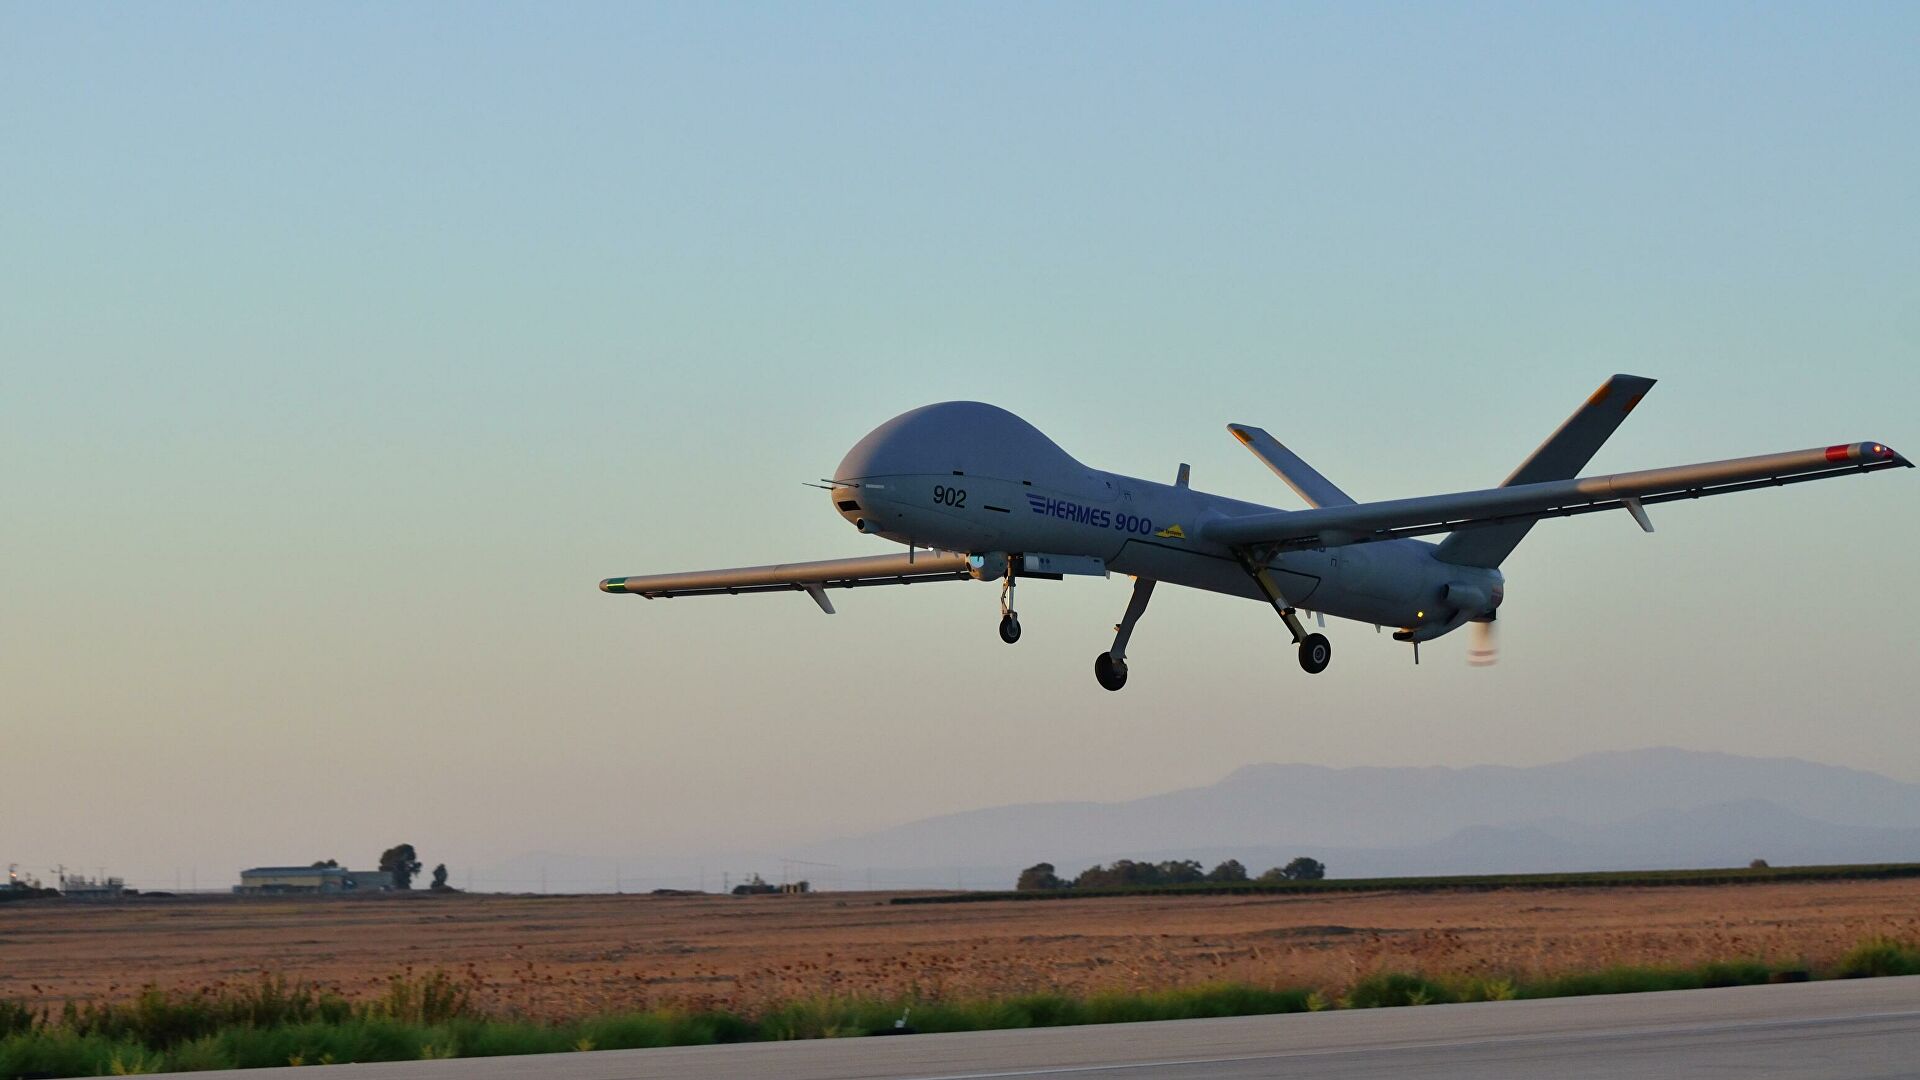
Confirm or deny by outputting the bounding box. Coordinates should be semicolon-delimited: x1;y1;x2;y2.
1094;652;1128;691
1298;633;1331;674
998;613;1022;644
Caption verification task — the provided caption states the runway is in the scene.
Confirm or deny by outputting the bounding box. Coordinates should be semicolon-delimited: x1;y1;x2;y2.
209;975;1920;1079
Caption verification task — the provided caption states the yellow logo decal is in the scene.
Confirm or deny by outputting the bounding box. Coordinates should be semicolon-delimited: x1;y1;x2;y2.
1154;524;1186;539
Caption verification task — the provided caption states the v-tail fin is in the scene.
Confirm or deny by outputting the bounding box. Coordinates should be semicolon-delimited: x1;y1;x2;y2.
1227;424;1356;508
1435;374;1656;568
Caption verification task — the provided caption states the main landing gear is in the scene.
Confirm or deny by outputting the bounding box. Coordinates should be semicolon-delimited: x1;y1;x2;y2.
1094;576;1156;691
1236;548;1334;676
995;548;1330;682
1297;632;1331;674
997;554;1021;644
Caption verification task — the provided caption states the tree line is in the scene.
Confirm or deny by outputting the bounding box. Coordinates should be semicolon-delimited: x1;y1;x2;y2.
1016;856;1325;891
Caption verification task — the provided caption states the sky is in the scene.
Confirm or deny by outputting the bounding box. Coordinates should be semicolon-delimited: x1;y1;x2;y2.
3;3;1916;891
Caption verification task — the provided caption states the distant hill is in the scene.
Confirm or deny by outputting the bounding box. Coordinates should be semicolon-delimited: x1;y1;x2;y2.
780;748;1920;884
478;749;1920;892
1122;799;1920;880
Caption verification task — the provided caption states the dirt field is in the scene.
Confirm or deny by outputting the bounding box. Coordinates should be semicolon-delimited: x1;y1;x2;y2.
4;881;1917;1020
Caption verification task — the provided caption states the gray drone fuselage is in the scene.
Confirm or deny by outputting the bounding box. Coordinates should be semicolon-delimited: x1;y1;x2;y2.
829;401;1490;633
602;381;1904;681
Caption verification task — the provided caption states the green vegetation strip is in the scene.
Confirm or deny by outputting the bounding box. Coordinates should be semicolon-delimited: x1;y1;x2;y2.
5;937;1920;1076
895;862;1920;904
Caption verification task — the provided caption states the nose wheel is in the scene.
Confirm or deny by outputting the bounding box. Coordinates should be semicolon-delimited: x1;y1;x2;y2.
999;613;1022;644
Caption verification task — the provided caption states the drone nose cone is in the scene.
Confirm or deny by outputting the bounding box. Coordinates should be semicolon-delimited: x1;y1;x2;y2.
827;482;876;533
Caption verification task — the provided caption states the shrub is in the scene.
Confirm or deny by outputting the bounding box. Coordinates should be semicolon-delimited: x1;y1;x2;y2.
0;1031;155;1078
366;971;474;1025
0;999;41;1037
1522;966;1698;998
1837;936;1920;978
1457;976;1516;1002
1697;960;1773;988
1344;973;1454;1008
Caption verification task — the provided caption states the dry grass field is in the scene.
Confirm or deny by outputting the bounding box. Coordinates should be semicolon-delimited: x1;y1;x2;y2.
4;881;1918;1021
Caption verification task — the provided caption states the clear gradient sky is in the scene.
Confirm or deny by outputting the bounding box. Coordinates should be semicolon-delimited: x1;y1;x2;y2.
4;4;1916;890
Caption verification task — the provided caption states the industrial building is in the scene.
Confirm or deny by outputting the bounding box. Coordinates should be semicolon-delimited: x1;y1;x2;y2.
234;866;393;894
57;872;127;899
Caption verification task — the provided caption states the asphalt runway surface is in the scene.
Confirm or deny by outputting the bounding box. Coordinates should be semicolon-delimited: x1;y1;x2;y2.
208;975;1920;1079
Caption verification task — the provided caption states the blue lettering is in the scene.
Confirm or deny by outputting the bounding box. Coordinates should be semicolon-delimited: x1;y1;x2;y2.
1022;494;1130;532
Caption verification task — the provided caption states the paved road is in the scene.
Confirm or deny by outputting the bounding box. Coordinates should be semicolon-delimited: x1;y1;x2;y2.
209;976;1920;1079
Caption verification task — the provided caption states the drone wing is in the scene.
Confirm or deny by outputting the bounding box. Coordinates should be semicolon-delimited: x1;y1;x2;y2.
600;550;972;613
1199;441;1908;556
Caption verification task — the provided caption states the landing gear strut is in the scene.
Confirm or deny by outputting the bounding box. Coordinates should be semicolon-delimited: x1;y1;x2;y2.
997;554;1021;644
1235;547;1333;675
1094;577;1156;691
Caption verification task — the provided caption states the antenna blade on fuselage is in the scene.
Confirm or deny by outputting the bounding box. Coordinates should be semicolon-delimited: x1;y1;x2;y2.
1226;425;1356;508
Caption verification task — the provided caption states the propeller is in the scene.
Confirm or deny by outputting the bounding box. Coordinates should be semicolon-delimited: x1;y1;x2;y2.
1467;618;1499;667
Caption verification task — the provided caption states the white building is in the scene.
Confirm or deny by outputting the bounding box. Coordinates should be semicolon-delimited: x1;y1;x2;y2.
235;866;393;894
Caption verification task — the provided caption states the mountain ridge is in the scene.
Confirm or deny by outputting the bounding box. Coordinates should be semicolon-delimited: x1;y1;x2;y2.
784;746;1920;872
476;748;1920;892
